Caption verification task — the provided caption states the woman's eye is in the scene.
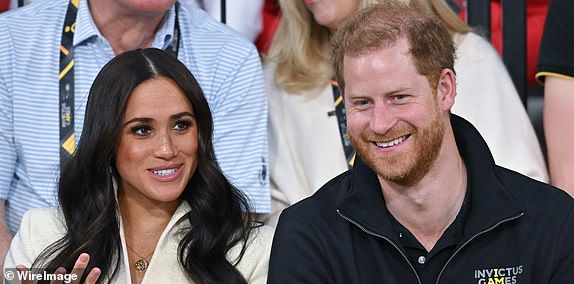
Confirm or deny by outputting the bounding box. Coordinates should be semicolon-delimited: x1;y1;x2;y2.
173;120;191;131
132;126;151;136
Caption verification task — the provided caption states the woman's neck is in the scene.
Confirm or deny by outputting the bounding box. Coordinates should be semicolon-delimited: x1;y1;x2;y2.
118;191;179;283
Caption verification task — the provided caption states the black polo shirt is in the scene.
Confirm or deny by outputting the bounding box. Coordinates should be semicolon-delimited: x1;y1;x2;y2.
388;181;471;283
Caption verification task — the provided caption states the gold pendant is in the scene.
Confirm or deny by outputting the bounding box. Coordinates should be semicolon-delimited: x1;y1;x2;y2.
135;259;149;272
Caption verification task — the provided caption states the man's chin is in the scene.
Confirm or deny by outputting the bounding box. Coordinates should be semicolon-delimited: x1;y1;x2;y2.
363;158;424;186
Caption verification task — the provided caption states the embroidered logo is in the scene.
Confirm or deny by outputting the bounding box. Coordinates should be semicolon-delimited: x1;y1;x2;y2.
474;265;523;284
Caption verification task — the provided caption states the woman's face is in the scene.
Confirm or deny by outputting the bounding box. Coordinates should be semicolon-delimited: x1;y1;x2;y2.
304;0;361;31
116;77;198;207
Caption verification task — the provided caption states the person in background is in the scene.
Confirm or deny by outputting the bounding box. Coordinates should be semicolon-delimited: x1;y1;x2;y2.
4;48;272;284
1;0;266;44
183;0;265;42
268;4;574;282
263;0;547;225
0;0;270;274
536;0;574;197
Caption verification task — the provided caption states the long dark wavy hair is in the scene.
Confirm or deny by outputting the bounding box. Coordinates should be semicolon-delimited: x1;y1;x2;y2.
32;48;254;283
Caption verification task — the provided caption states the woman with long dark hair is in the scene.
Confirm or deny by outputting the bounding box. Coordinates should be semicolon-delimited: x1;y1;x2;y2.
4;48;272;283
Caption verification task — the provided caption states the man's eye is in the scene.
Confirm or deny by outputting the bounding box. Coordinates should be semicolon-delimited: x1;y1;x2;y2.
354;99;370;106
392;94;409;101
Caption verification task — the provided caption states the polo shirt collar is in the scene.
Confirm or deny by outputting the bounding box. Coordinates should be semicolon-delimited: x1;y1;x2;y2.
73;0;177;49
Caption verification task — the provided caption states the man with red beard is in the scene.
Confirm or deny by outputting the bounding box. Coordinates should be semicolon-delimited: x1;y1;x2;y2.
268;3;574;284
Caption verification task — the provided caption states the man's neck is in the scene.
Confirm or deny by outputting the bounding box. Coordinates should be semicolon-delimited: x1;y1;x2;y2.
88;0;169;55
380;135;467;252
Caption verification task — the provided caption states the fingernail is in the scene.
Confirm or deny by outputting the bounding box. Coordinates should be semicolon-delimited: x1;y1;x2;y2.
80;253;89;262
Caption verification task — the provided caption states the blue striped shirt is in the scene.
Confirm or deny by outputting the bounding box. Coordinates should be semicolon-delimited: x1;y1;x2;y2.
0;0;270;233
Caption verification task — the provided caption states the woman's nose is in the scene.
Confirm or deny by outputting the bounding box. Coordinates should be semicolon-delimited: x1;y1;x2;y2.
154;133;177;159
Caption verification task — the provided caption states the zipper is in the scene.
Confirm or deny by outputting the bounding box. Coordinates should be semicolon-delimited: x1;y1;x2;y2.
435;212;524;283
337;209;422;284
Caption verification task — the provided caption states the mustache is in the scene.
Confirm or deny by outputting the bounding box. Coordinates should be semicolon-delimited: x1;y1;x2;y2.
359;124;417;142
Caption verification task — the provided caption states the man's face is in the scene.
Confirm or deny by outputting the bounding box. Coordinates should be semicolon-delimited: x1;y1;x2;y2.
343;38;446;186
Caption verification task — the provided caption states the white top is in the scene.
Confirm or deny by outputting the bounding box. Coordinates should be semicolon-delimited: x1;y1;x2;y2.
5;203;273;283
451;32;547;182
265;65;349;225
264;32;548;224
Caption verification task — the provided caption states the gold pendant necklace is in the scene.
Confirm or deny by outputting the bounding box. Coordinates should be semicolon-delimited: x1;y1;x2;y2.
126;243;154;272
134;259;149;272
